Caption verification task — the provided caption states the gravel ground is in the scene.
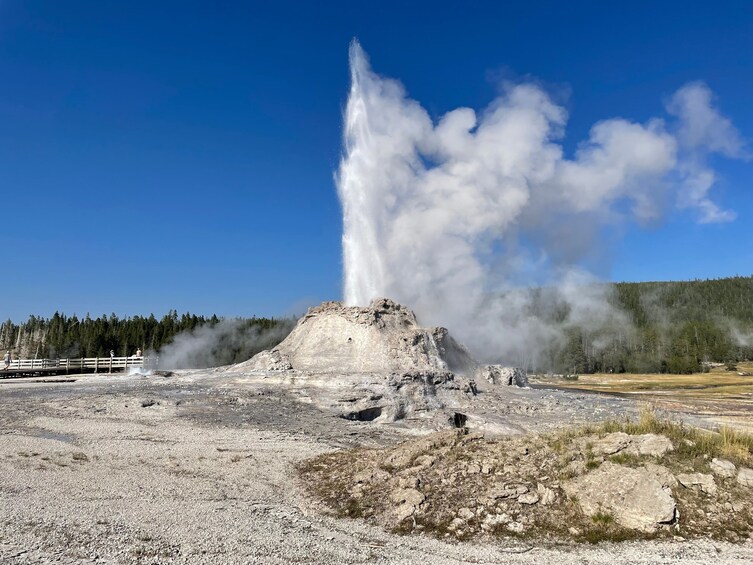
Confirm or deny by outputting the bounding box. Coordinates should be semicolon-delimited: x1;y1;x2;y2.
1;371;752;564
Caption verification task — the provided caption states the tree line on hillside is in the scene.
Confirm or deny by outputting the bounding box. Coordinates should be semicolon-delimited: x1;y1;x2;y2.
544;276;753;375
1;275;751;373
0;311;295;363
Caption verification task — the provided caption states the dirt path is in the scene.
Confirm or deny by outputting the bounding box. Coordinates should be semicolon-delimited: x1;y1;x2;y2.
1;373;752;563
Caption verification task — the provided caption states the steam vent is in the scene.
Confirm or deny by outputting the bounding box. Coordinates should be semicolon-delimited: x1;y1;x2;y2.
227;298;527;429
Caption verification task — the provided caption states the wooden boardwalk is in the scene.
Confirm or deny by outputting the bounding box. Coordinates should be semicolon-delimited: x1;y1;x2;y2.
1;356;148;378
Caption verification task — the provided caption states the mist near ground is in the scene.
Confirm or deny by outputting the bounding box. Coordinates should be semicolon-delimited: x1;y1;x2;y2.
153;318;295;370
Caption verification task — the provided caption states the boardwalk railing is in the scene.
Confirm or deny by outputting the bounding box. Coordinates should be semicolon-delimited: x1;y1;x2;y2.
3;356;148;374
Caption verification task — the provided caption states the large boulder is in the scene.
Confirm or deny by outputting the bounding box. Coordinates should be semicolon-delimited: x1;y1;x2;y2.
478;365;528;387
562;462;676;533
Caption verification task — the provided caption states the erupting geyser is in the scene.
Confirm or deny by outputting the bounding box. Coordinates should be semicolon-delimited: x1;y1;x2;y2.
336;40;746;366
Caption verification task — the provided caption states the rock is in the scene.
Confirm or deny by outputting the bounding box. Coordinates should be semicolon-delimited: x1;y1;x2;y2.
514;484;529;495
478;366;528;387
633;434;674;457
592;432;631;455
447;517;465;531
466;463;481;474
390;488;425;521
457;507;474;520
677;473;718;496
353;467;390;484
710;458;736;478
140;399;158;408
589;433;673;458
383;431;457;469
564;460;587;477
518;492;540;505
397;476;420;489
490;483;528;499
242;349;293;372
537;483;557;505
506;521;524;533
643;463;677;488
413;455;436;469
736;467;753;487
562;462;676;532
481;513;509;529
390;488;425;506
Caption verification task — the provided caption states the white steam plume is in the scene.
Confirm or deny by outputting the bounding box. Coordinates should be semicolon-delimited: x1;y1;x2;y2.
728;321;753;349
153;319;294;370
337;41;747;365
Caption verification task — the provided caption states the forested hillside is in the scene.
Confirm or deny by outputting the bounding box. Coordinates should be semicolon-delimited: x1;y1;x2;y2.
0;311;293;363
550;276;753;374
1;275;751;373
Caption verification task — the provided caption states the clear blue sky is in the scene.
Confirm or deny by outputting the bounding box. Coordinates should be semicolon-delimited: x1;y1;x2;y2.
1;1;750;321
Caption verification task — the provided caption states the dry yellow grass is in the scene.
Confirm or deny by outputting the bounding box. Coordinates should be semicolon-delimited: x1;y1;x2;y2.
532;362;753;431
588;405;753;466
534;361;753;392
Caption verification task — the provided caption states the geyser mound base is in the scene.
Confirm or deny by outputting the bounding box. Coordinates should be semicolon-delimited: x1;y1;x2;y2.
227;298;527;431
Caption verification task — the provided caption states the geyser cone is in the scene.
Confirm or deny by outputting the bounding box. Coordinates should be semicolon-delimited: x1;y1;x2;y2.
228;298;478;375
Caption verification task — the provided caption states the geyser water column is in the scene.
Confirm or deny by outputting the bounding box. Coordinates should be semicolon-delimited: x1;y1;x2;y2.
336;40;500;321
337;40;410;307
336;39;560;334
338;42;383;306
335;40;746;363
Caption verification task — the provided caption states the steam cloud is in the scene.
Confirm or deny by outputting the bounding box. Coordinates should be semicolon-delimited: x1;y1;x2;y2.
337;41;747;366
154;320;294;370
